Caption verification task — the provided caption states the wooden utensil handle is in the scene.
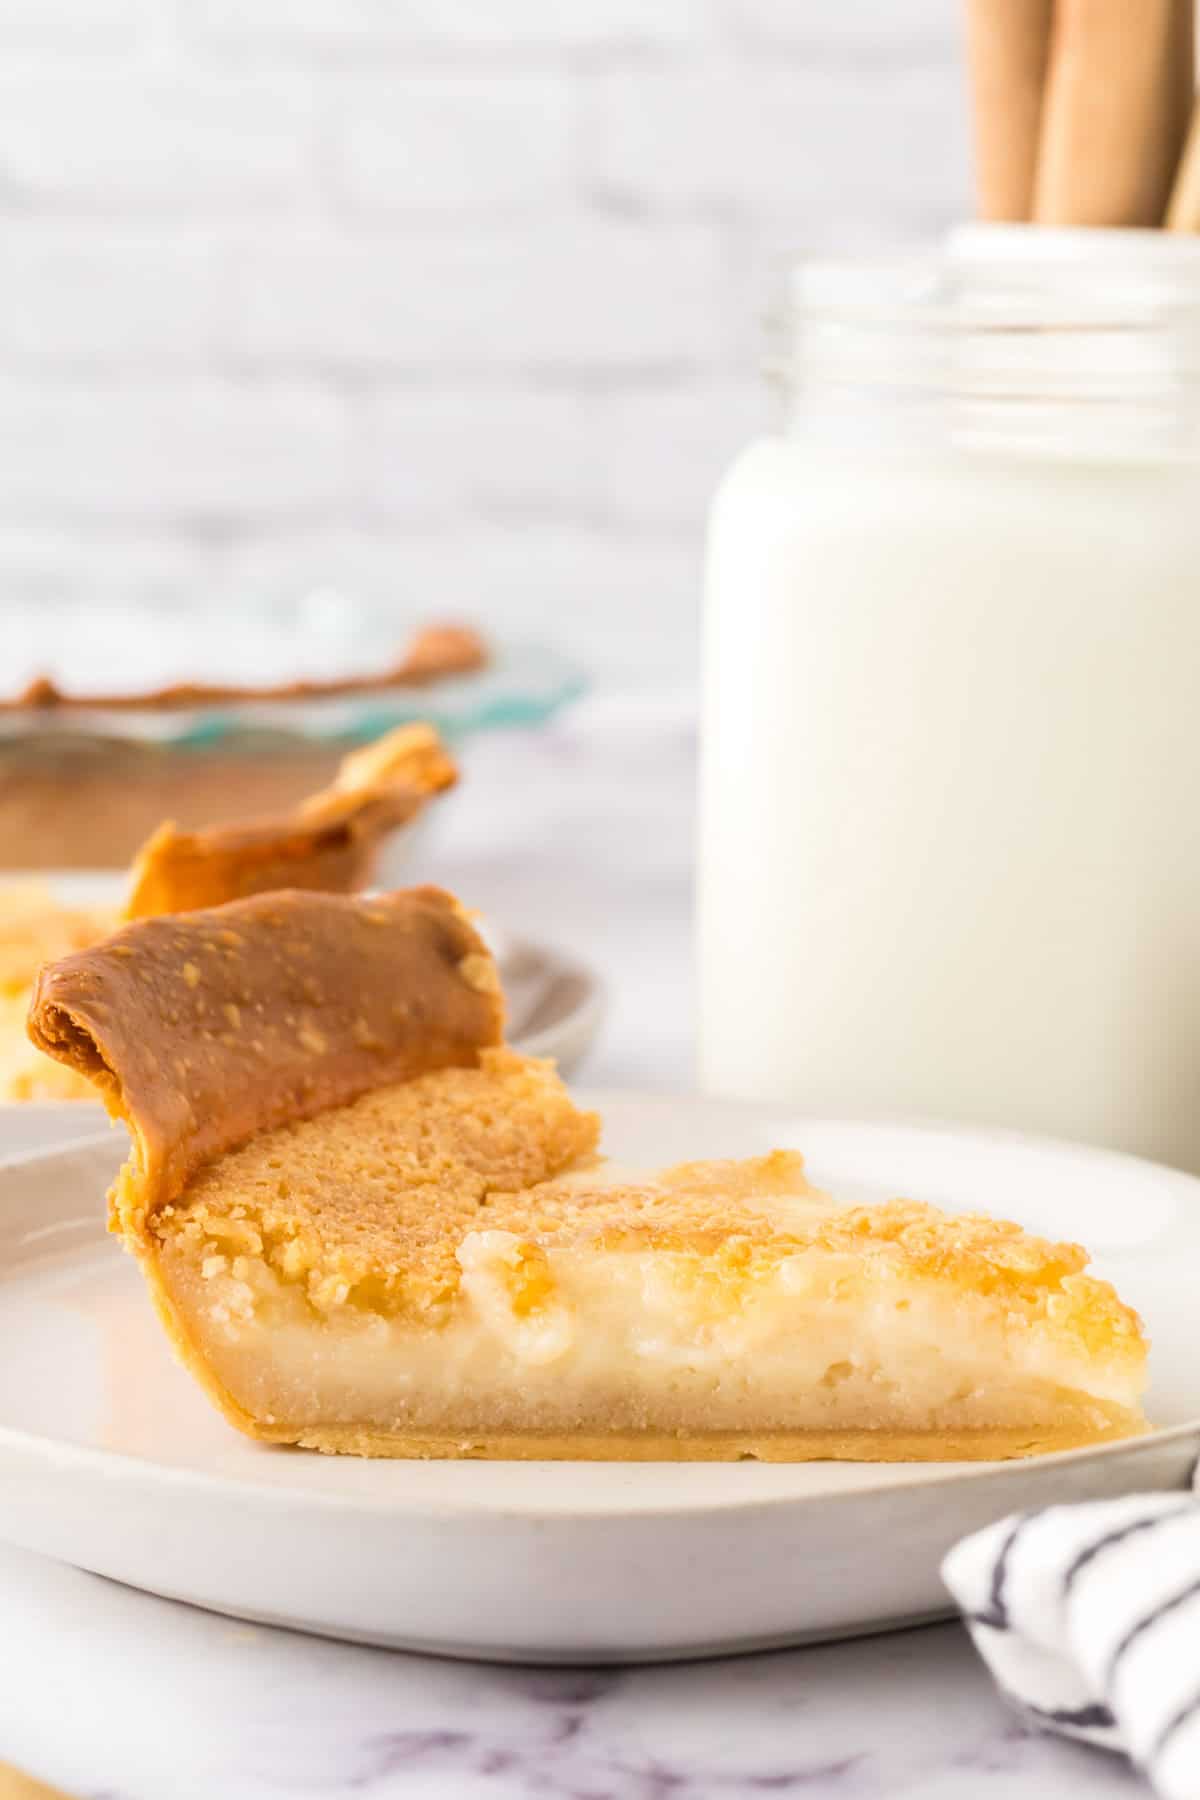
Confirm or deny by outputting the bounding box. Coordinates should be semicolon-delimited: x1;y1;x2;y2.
966;0;1054;221
1034;0;1194;226
1167;97;1200;229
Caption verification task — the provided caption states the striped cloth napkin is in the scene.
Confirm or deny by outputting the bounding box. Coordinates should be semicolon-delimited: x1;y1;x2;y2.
943;1486;1200;1800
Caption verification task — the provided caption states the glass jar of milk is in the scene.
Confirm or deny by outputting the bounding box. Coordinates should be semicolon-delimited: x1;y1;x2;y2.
699;243;1200;1171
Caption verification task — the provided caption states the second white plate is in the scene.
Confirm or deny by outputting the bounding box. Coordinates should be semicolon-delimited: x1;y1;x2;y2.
0;1100;1195;1663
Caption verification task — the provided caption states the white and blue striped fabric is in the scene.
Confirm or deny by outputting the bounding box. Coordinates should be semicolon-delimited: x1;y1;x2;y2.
943;1487;1200;1800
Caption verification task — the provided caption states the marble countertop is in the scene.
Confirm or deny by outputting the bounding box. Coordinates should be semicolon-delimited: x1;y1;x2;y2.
0;703;1148;1800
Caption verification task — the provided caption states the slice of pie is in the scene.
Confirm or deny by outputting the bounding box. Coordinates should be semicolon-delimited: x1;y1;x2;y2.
0;723;455;1101
122;722;456;917
28;888;1148;1461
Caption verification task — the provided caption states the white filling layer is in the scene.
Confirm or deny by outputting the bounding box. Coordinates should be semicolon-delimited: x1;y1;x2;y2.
163;1228;1140;1438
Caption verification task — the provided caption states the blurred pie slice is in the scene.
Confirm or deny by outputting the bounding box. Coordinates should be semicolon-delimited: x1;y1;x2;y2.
29;890;1147;1461
0;722;456;1100
122;722;456;917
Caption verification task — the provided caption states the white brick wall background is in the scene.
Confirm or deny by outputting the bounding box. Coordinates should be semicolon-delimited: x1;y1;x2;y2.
0;0;970;684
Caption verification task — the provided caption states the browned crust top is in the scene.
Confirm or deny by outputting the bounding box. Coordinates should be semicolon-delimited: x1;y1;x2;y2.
3;621;486;713
27;886;504;1231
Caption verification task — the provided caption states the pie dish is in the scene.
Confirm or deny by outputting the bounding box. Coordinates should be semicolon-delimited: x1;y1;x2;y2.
2;621;485;712
0;724;456;1102
28;887;1148;1462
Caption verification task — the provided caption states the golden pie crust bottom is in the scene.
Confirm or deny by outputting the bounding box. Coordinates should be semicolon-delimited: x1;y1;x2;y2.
288;1422;1146;1462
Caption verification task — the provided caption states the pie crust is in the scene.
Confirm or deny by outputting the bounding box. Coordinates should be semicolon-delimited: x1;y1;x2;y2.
0;723;457;1100
2;621;485;712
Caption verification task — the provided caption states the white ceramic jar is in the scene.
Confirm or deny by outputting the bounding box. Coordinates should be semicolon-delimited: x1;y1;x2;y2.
699;244;1200;1171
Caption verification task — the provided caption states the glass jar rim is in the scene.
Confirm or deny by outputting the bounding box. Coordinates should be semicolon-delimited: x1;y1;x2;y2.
776;240;1200;407
787;245;1200;335
773;239;1200;457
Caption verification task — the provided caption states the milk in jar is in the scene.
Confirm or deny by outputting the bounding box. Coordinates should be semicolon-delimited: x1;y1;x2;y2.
698;251;1200;1171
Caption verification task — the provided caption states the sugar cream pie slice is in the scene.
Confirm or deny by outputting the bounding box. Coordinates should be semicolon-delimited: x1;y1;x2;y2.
0;723;456;1101
29;890;1148;1461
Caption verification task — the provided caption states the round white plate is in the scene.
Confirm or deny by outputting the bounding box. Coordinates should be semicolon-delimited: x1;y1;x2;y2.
0;1100;1196;1665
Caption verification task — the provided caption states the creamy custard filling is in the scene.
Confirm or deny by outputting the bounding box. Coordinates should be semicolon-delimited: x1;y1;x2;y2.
157;1219;1144;1443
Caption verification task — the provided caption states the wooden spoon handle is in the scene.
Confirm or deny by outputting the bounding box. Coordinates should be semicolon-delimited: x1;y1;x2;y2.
1034;0;1194;226
966;0;1054;220
1167;96;1200;229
